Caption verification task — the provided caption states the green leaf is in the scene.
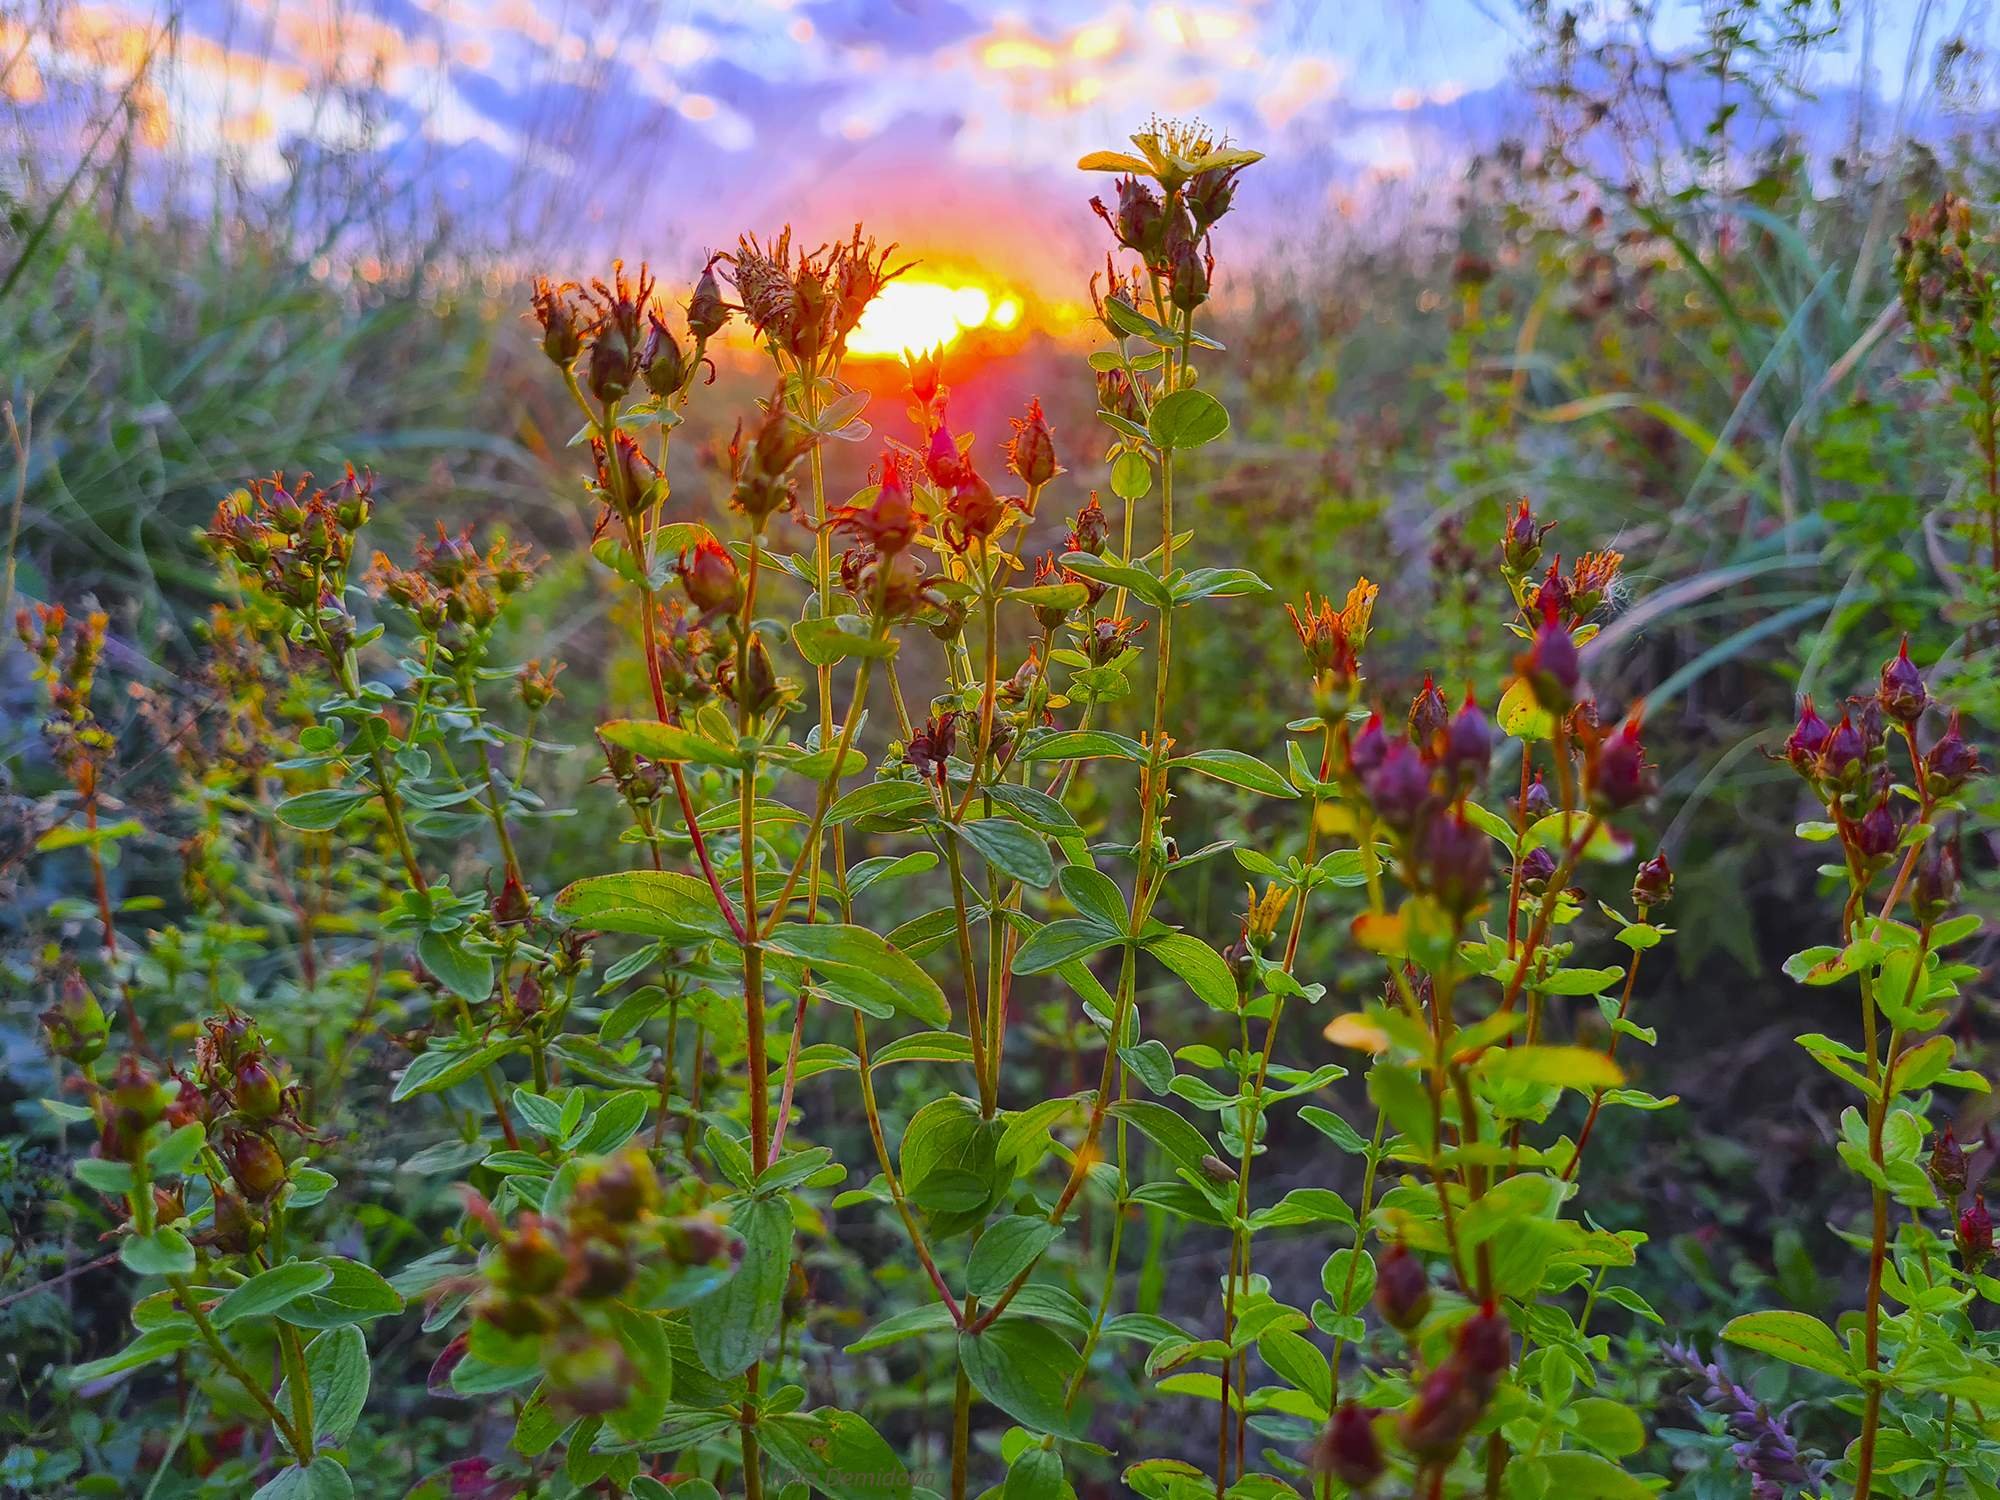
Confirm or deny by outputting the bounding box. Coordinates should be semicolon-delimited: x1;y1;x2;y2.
1473;1045;1623;1091
416;930;495;1003
147;1121;207;1177
957;818;1056;889
870;1031;976;1068
74;1157;135;1194
764;923;950;1028
691;1196;792;1378
213;1262;332;1329
847;1301;959;1354
121;1227;195;1277
1004;1448;1065;1500
391;1039;521;1103
1521;1452;1652;1499
957;1318;1089;1438
1170;749;1296;799
283;1257;405;1328
965;1216;1064;1296
793;618;899;666
1144;931;1238;1010
1110;449;1153;500
1568;1396;1645;1458
275;788;372;832
1057;864;1126;929
1013;919;1123;976
305;1326;369;1444
65;1324;197;1385
1720;1310;1855;1381
1018;729;1146;763
762;1409;912;1500
1148;388;1230;449
597;717;744;767
555;870;737;942
1258;1325;1330;1412
1105;1100;1212;1178
572;1090;653;1155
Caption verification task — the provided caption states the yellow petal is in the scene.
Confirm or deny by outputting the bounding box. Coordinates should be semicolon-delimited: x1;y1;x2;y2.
1077;150;1152;174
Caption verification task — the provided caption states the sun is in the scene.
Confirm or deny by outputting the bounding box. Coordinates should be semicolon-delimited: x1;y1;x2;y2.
844;279;1023;358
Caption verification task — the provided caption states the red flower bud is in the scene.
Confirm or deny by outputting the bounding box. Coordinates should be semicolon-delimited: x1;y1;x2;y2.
1362;741;1433;831
1931;1125;1969;1201
1502;498;1553;573
1443;688;1492;785
1913;841;1961;924
1851;798;1902;861
1407;673;1449;751
676;539;742;619
1309;1403;1385;1489
1632;850;1673;909
232;1058;283;1119
1005;398;1060;489
1926;711;1981;794
1520;772;1553;821
1422;810;1491;914
1516;845;1558;891
1374;1243;1431;1331
224;1129;287;1201
1958;1195;1992;1273
1518;610;1580;712
1784;695;1831;776
1348;712;1388;778
1398;1359;1486;1462
1588;710;1654;811
1878;636;1928;725
1818;713;1868;791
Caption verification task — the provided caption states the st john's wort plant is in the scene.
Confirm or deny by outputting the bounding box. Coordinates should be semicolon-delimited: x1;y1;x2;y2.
1716;643;1995;1498
18;124;1692;1500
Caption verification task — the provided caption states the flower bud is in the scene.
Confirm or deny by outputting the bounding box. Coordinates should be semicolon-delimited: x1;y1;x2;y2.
1518;611;1580;713
1373;1244;1431;1331
686;262;731;341
41;973;108;1066
1398;1360;1485;1462
1361;741;1433;832
1632;850;1673;909
1502;498;1553;574
1913;842;1961;924
1818;713;1868;793
1167;234;1210;312
676;539;743;618
232;1057;283;1119
1931;1125;1969;1201
1111;176;1165;258
641;313;693;398
1926;711;1981;794
1957;1195;1992;1273
1422;810;1490;914
544;1333;634;1417
575;1239;635;1300
224;1129;287;1201
574;1149;659;1226
1520;772;1553;822
664;1212;734;1267
1407;673;1449;751
1456;1301;1513;1393
1784;696;1831;776
1068;497;1110;556
1006;398;1060;489
1851;799;1901;861
211;1183;266;1255
1587;711;1654;812
1516;845;1557;892
500;1214;569;1295
1878;636;1929;725
1442;689;1492;786
1348;712;1388;778
1308;1403;1384;1490
925;419;964;489
1186;164;1240;232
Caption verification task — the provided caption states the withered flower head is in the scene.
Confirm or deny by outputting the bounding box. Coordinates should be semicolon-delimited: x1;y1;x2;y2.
579;261;656;404
1286;579;1378;684
1568;549;1623;620
530;276;585;366
830;453;920;555
1006;397;1061;491
907;711;959;782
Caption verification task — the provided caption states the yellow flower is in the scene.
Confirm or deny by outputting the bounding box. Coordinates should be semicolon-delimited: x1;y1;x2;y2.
1079;115;1264;190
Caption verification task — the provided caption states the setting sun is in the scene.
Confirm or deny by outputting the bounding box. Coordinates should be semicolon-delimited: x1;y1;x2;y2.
844;278;1023;358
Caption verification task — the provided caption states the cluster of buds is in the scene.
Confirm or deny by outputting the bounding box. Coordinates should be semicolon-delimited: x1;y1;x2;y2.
533;260;729;409
1895;192;1988;351
1778;639;1981;872
912;394;1018;556
1927;1125;1994;1274
187;1010;316;1248
206;468;375;617
455;1151;735;1416
831;452;945;624
1086;116;1257;314
724;393;815;527
725;225;910;369
369;524;539;644
17;603;112;790
1343;677;1494;916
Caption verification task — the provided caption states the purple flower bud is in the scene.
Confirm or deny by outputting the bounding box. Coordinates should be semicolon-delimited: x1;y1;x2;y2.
1913;842;1961;924
1362;741;1433;831
1407;673;1449;750
1632;850;1674;909
1348;712;1388;778
1784;695;1831;776
1520;772;1553;821
1374;1244;1431;1331
1309;1404;1385;1489
1958;1196;1992;1273
1516;844;1558;890
1851;799;1901;861
1443;689;1492;785
1818;712;1867;791
1931;1125;1969;1200
1518;610;1580;712
1423;810;1491;913
1878;636;1929;725
1588;711;1655;811
1926;711;1982;794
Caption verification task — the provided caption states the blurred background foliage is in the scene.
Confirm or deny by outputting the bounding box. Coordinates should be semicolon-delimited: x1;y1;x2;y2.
4;0;2000;1491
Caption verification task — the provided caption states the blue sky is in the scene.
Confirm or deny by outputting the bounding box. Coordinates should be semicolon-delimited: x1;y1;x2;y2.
9;0;1966;295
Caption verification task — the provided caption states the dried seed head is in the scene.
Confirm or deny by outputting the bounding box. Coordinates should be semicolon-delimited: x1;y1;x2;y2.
1406;673;1450;751
1006;397;1061;490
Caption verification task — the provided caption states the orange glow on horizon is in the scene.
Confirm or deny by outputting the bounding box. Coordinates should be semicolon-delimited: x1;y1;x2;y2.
844;279;1024;359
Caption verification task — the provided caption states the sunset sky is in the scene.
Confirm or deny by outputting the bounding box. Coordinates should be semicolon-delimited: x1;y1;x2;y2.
5;0;1966;351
